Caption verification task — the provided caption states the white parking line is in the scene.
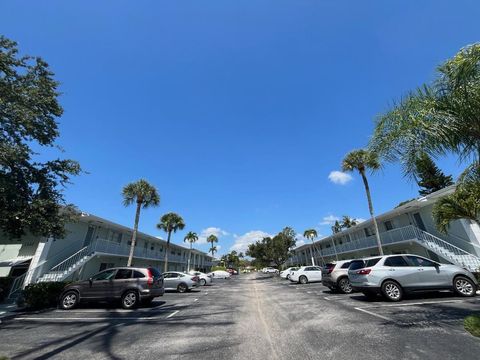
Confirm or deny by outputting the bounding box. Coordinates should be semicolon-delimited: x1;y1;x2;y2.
167;310;180;318
360;299;475;309
354;307;393;322
14;316;164;321
193;298;199;302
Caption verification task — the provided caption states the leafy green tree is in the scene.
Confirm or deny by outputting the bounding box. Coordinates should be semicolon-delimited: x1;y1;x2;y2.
331;220;342;234
247;227;296;268
184;231;198;272
207;234;218;258
0;35;81;239
122;179;160;267
370;44;480;176
414;153;453;196
342;149;384;255
157;212;185;272
433;166;480;233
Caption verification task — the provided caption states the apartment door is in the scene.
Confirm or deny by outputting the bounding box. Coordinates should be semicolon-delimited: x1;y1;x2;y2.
413;213;426;231
83;226;95;247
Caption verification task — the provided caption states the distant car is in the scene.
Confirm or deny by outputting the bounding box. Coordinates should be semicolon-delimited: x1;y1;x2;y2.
59;267;164;310
289;266;323;284
263;267;279;274
188;270;212;286
280;267;299;280
209;270;231;279
322;260;354;294
227;268;239;275
163;271;199;293
348;254;478;301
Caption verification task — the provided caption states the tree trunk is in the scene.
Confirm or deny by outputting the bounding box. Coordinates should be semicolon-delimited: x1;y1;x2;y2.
127;202;142;267
163;231;172;273
187;242;192;272
309;240;315;265
360;170;384;255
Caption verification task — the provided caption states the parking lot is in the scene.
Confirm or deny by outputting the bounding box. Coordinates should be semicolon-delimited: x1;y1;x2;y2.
1;274;480;360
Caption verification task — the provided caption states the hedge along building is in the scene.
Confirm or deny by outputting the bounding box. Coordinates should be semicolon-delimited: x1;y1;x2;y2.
289;186;480;272
0;212;214;299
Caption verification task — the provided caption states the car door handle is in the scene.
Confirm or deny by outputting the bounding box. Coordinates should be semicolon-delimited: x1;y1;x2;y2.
417;268;424;271
389;269;395;271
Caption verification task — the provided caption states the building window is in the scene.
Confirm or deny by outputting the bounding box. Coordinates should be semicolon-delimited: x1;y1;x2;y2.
384;220;394;231
364;227;375;237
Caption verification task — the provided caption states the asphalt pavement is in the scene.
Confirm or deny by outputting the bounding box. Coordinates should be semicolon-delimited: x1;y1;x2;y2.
0;273;479;359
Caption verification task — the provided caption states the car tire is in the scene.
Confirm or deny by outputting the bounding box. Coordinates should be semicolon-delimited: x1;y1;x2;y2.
299;276;308;284
381;280;403;302
200;279;207;286
60;290;79;310
337;277;353;294
177;283;188;293
453;276;476;297
121;290;139;309
286;274;290;280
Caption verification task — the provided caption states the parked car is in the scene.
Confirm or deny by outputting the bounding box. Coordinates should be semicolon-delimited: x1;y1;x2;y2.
263;267;279;274
209;270;231;279
59;267;164;310
322;260;353;294
348;254;478;301
289;266;323;284
188;270;212;286
163;271;199;293
280;267;299;280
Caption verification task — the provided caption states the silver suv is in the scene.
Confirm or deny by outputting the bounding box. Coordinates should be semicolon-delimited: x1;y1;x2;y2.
322;260;353;294
348;254;478;301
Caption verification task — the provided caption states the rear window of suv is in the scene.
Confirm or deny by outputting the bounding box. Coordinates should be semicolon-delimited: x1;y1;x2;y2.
349;258;381;270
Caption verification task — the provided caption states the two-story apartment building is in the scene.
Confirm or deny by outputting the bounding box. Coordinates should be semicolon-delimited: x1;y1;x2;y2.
289;186;480;272
0;212;214;299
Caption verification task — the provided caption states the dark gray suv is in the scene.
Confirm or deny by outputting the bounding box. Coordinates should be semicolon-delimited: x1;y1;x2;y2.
59;267;164;310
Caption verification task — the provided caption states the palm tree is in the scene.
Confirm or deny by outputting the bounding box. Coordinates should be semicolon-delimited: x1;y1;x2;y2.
207;234;218;257
433;167;480;234
157;212;186;272
184;231;198;272
303;229;319;266
341;216;358;229
370;44;480;176
342;149;384;255
122;179;160;267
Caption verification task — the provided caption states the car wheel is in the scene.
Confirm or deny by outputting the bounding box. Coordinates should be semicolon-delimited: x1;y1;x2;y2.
338;277;353;294
299;276;308;284
177;283;188;293
60;291;78;310
381;280;403;302
286;274;290;280
453;276;476;297
200;279;207;286
121;290;138;309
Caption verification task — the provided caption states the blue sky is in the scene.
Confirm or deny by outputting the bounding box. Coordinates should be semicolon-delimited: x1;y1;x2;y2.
2;1;479;256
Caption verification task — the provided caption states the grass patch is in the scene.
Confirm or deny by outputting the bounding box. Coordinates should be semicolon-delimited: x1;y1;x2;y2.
464;314;480;337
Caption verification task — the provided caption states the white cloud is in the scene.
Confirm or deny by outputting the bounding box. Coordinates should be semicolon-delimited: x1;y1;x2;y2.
328;171;353;185
197;227;229;244
319;215;340;226
230;230;272;254
355;218;366;224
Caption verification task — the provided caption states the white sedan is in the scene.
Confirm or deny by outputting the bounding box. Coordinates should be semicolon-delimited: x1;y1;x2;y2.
280;267;299;280
188;270;213;286
289;266;323;284
208;270;231;279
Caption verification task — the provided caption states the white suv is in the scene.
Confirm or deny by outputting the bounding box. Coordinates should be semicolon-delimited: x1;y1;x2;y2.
289;266;323;284
348;254;478;301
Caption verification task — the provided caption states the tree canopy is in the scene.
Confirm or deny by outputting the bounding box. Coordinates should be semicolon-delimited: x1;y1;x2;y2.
246;227;296;268
0;35;81;239
414;153;453;196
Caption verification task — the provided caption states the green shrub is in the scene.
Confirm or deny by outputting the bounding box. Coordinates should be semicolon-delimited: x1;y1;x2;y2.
211;266;227;271
21;282;68;310
465;315;480;337
0;277;14;302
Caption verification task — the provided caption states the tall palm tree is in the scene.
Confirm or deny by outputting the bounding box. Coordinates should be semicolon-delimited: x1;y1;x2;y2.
184;231;198;272
303;229;319;265
342;149;384;255
122;179;160;267
207;234;218;257
341;216;358;229
157;212;185;272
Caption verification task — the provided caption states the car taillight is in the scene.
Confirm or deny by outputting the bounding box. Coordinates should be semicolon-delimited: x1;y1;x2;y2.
147;269;154;287
192;276;199;282
356;269;371;275
327;267;335;274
